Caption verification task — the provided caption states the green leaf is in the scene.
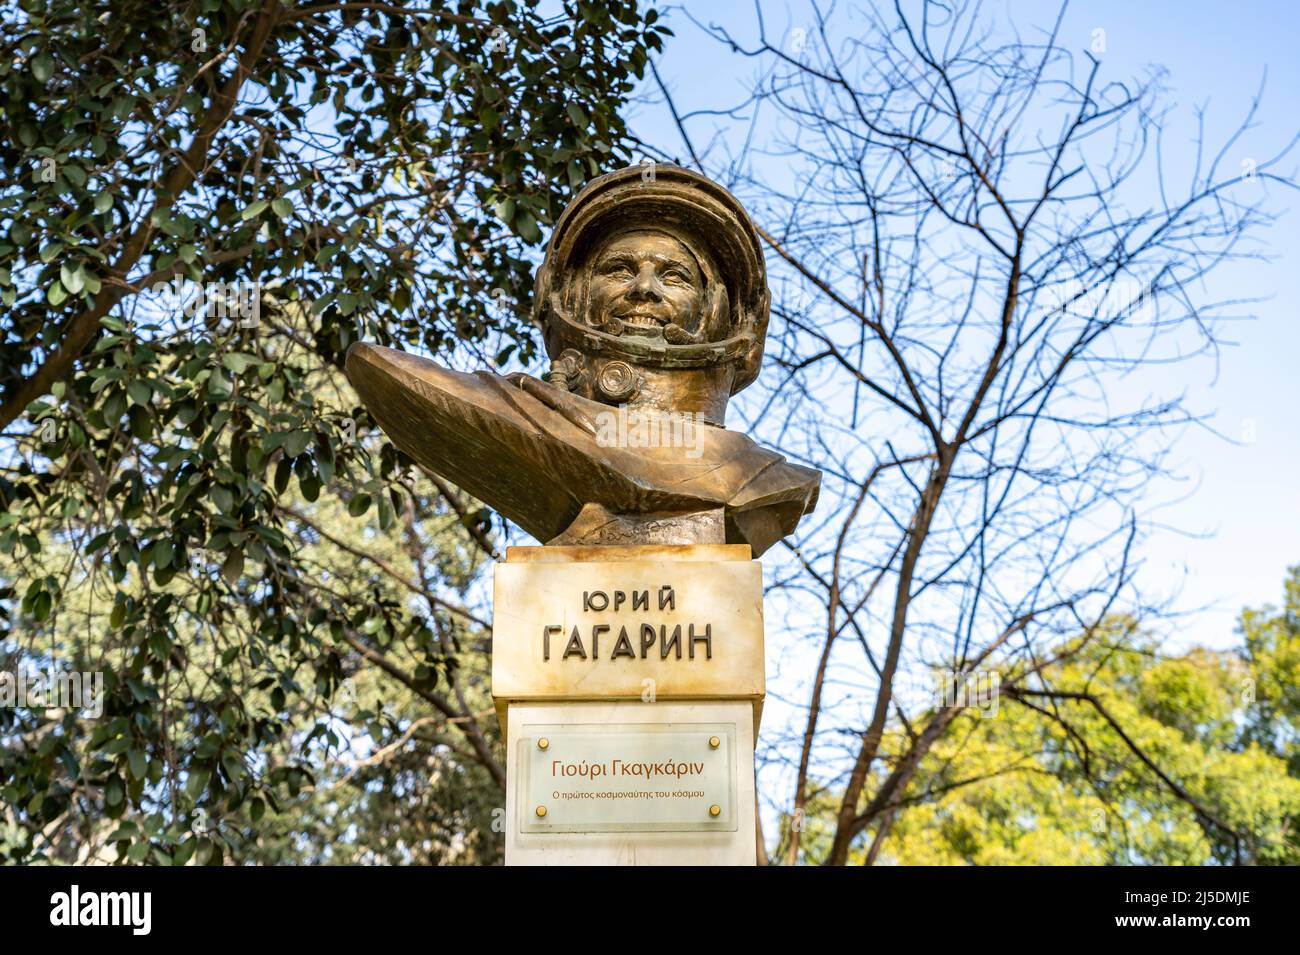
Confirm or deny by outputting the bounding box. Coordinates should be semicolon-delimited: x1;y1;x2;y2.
127;379;151;405
220;549;244;584
103;391;126;425
211;485;233;514
284;430;311;458
60;262;85;294
207;371;232;398
299;473;321;502
515;211;541;244
186;768;211;800
222;352;256;374
274;456;292;494
86;531;112;553
240;199;270;220
128;749;148;780
221;752;244;782
31;53;55;83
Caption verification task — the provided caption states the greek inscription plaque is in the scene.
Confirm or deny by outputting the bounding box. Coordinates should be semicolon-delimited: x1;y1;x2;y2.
519;722;737;833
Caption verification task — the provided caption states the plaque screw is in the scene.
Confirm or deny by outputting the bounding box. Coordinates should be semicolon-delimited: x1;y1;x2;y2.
708;736;720;749
536;806;548;818
709;805;721;817
538;737;549;750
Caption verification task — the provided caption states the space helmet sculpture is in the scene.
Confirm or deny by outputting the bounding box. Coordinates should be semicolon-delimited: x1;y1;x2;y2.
532;163;770;426
346;163;819;557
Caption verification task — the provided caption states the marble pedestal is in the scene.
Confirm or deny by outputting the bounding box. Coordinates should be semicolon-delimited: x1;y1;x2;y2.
491;544;765;865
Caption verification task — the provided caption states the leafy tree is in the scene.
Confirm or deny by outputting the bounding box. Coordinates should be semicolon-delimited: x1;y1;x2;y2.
1;307;507;864
0;0;669;864
1239;567;1300;777
774;575;1300;865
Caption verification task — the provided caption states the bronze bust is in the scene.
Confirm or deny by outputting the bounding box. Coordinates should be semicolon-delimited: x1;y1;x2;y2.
345;164;819;556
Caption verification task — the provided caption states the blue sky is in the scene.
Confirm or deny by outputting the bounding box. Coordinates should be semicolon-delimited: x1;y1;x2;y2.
626;0;1300;651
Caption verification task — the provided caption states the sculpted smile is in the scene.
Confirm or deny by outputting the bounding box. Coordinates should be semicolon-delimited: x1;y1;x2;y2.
616;309;669;327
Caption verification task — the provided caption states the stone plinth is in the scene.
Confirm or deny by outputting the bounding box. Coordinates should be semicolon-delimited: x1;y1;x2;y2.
491;544;765;865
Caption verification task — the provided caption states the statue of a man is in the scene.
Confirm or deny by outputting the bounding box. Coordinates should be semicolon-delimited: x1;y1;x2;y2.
346;164;819;556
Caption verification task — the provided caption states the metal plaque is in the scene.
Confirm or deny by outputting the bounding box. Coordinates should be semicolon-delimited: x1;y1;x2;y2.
519;721;737;833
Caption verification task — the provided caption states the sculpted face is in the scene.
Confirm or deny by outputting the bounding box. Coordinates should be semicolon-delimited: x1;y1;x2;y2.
587;231;704;340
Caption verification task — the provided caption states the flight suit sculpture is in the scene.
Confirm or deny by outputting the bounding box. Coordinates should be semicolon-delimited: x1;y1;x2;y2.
345;164;820;556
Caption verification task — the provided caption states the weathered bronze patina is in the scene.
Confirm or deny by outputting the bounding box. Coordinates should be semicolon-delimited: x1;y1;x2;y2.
345;164;820;556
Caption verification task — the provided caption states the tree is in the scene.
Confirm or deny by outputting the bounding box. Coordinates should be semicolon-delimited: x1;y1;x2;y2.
646;0;1297;863
844;611;1300;865
1239;567;1300;783
1;423;502;863
0;0;669;864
